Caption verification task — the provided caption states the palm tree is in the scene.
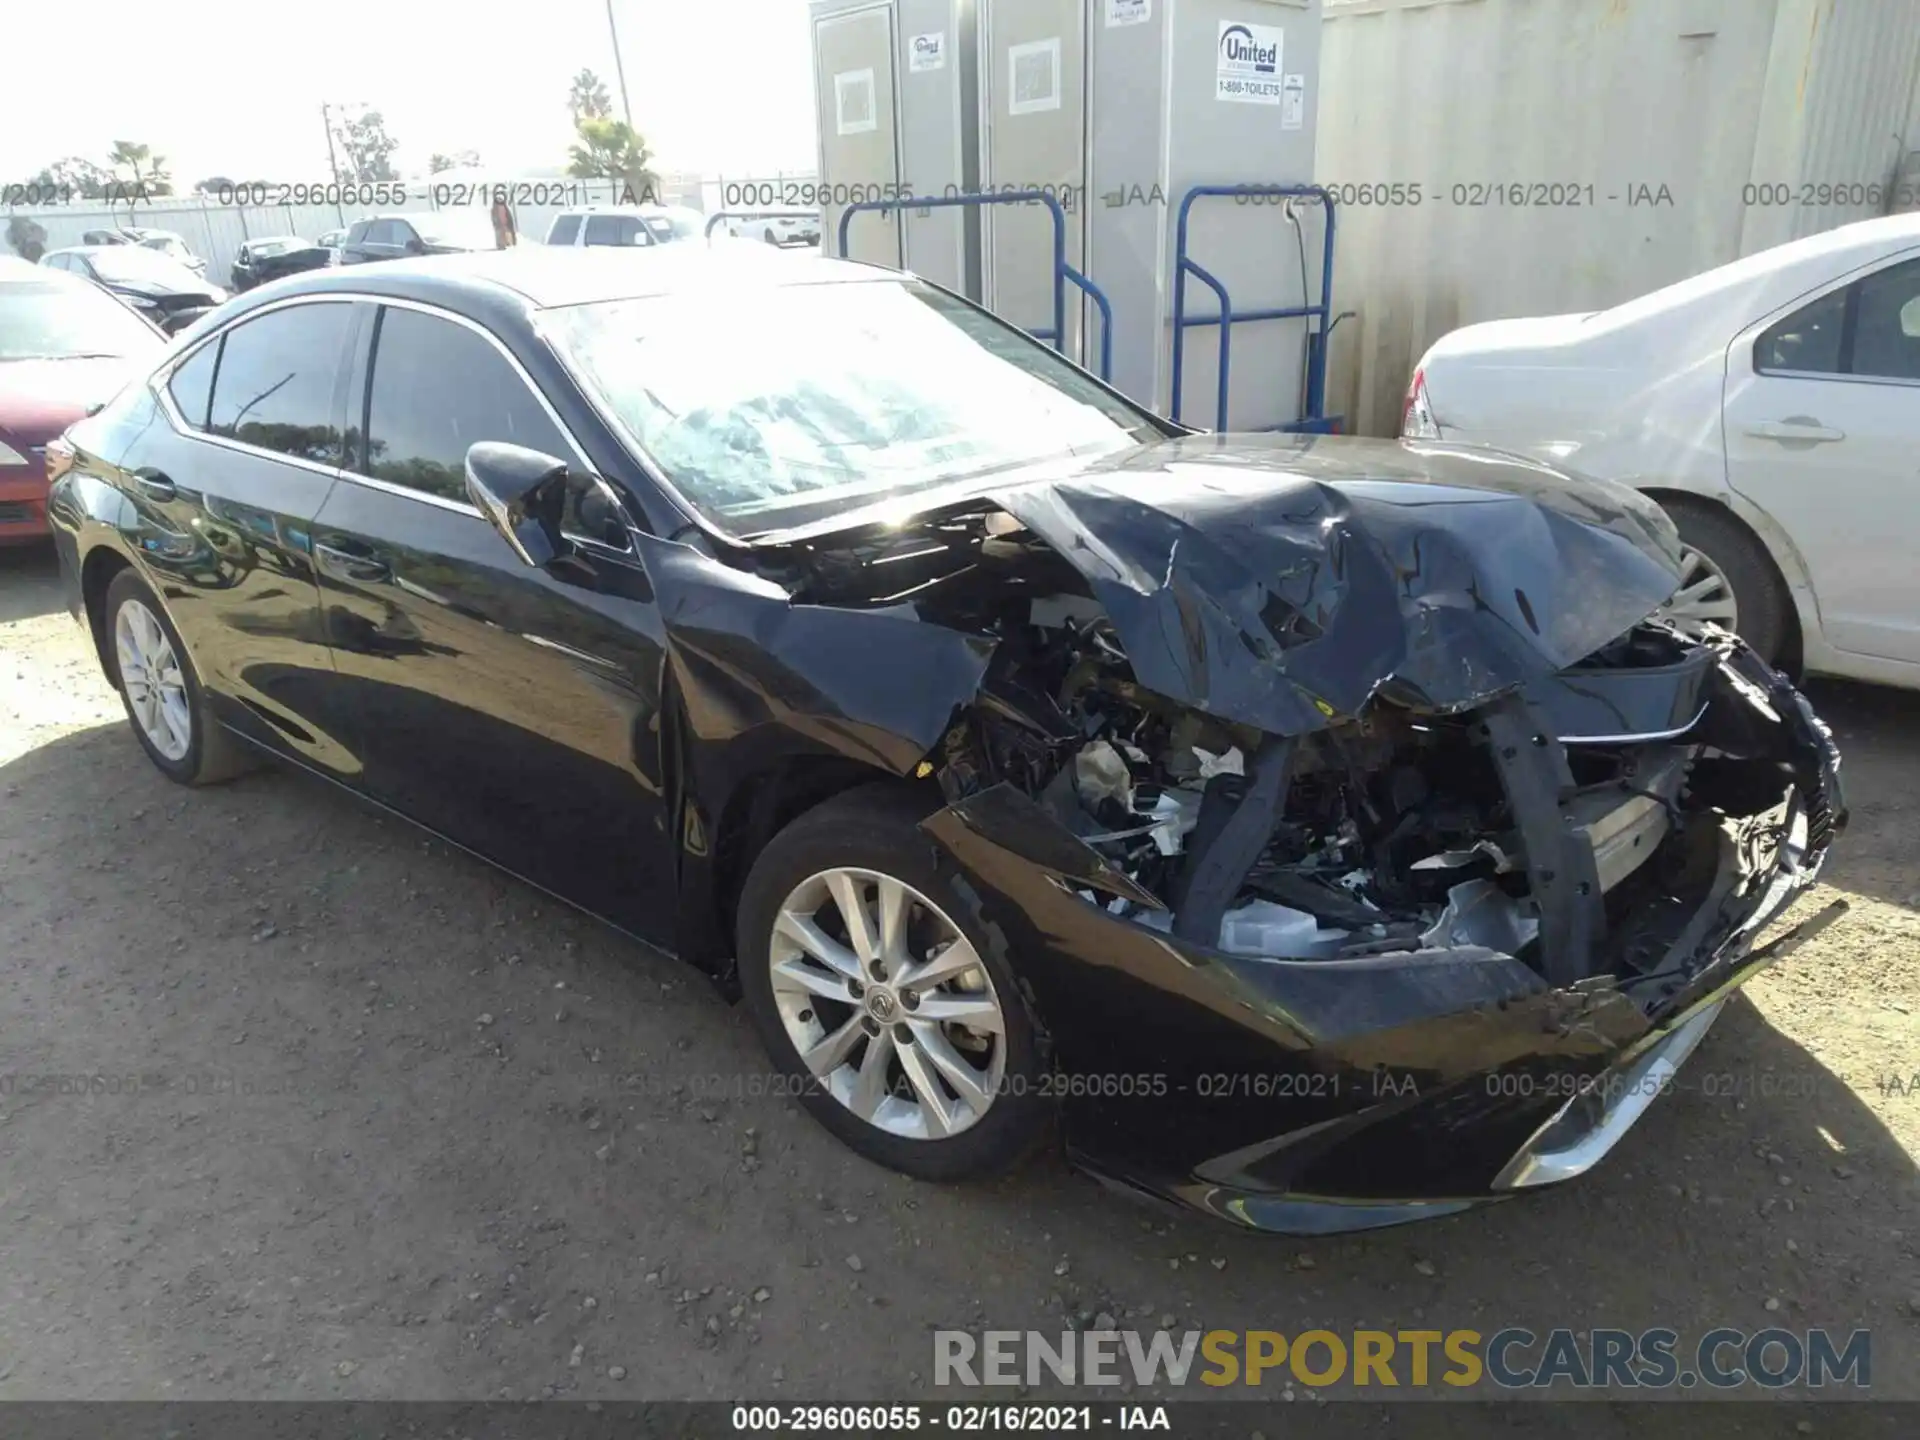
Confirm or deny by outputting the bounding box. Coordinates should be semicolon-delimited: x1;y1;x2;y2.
569;69;614;122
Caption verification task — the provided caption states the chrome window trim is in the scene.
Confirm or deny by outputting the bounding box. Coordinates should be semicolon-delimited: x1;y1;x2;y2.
1751;364;1920;389
151;295;356;481
342;469;484;518
148;289;636;550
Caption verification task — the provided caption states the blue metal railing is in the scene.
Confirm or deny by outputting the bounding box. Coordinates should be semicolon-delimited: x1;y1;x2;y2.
703;211;823;241
836;190;1114;383
1171;184;1339;434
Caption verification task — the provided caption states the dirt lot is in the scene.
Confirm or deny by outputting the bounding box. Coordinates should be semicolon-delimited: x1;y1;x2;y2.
1;541;1916;1407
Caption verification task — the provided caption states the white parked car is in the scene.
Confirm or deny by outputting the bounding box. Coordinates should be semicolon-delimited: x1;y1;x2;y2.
1403;213;1920;689
727;213;822;248
544;205;708;248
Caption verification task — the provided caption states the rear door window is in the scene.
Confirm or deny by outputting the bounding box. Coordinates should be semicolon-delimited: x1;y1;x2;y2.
548;214;582;246
1755;289;1847;375
206;302;354;463
167;341;220;429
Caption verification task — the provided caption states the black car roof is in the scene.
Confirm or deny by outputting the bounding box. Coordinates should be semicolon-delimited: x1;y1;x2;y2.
231;246;895;320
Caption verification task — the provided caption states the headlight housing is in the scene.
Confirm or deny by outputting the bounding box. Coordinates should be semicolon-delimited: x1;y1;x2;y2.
44;437;76;482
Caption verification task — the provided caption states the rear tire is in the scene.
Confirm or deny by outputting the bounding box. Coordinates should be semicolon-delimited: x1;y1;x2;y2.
104;568;255;786
1658;500;1788;665
736;785;1051;1181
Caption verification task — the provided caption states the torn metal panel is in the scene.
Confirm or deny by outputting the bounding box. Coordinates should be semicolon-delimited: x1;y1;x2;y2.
986;434;1684;735
637;533;996;776
1525;631;1716;743
926;783;1166;911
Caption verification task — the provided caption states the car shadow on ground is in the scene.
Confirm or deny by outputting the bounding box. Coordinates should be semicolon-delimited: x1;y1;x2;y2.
1;715;1915;1405
1802;678;1920;911
0;542;64;624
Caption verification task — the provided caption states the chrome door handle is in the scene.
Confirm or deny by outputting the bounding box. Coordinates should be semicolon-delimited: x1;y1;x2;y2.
314;542;392;584
133;471;176;502
1744;419;1845;444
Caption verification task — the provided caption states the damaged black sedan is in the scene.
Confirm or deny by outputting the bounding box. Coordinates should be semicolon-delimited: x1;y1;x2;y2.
46;248;1847;1232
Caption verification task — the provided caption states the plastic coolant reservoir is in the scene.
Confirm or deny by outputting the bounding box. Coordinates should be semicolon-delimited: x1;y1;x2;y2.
1216;901;1329;956
1129;900;1339;957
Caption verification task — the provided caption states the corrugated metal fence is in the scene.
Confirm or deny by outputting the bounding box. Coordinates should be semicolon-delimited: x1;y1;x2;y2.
2;174;818;289
1318;0;1920;435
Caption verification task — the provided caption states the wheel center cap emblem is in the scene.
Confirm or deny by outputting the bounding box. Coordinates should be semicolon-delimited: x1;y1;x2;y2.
865;988;898;1022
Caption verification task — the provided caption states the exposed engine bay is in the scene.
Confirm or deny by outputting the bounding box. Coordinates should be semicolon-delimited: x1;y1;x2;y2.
767;482;1841;995
938;594;1690;973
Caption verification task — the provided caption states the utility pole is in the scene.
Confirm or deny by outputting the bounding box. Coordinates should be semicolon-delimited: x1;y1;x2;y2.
606;0;635;128
321;103;346;224
322;103;343;183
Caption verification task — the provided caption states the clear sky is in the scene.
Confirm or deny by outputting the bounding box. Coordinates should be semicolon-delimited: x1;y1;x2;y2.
2;0;819;185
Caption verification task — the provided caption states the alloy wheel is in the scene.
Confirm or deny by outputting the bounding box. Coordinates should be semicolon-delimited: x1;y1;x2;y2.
768;867;1006;1140
1657;545;1740;631
114;598;193;762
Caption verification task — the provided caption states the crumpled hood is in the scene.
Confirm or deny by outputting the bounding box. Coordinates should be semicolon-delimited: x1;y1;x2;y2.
987;434;1685;735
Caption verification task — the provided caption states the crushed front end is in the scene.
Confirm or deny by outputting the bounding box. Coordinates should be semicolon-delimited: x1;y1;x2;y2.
919;620;1843;1230
737;438;1849;1231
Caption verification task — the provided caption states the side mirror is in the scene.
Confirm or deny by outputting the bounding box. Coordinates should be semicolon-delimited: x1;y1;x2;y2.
404;237;426;256
464;442;569;568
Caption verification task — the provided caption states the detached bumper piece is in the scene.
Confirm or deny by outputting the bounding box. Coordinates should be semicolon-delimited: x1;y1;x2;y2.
1496;879;1847;1192
921;632;1847;1233
1495;998;1727;1190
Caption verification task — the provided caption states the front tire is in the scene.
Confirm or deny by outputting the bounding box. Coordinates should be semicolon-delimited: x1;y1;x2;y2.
104;568;254;786
736;785;1051;1181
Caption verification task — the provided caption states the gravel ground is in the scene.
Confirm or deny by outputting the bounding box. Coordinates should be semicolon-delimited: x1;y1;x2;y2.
1;541;1916;1406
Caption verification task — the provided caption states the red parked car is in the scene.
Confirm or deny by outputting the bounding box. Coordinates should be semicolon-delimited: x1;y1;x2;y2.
0;256;165;543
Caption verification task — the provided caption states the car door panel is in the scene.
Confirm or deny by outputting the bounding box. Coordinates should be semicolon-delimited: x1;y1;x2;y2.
310;302;677;939
1725;256;1920;663
113;299;360;775
311;481;676;939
